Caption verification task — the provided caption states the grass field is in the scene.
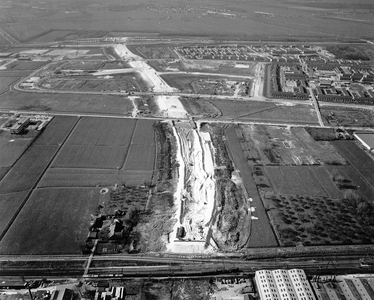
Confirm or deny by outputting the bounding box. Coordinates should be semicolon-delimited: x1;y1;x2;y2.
0;132;36;168
44;118;155;187
123;119;155;172
0;191;29;239
0;91;134;115
52;117;137;169
5;61;47;70
203;100;319;124
0;76;20;93
0;168;9;181
0;116;77;193
0;187;101;254
0;145;58;193
264;166;343;199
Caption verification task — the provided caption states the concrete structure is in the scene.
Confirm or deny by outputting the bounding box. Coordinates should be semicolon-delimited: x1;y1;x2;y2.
354;132;374;151
255;269;316;300
311;275;374;300
10;117;30;134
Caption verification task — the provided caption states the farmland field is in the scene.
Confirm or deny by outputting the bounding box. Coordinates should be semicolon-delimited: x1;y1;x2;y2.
0;168;9;181
0;191;29;239
0;145;59;193
0;116;77;193
0;132;36;167
0;76;20;93
38;168;153;188
0;91;134;115
0;188;101;255
45;118;155;187
264;166;343;199
52;117;137;169
4;61;47;70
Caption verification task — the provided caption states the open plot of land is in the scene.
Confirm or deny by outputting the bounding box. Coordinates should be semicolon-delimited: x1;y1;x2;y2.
205;100;318;124
224;125;278;248
264;166;343;199
161;74;245;95
0;76;19;93
59;60;104;70
333;140;374;171
0;168;9;181
40;119;155;188
52;117;137;169
0;116;77;193
38;168;129;188
0;91;134;115
123;119;155;171
38;169;153;188
33;116;78;145
0;132;35;167
0;187;101;255
0;191;29;239
4;61;47;70
240;125;346;165
129;46;178;59
321;106;374;127
0;145;58;193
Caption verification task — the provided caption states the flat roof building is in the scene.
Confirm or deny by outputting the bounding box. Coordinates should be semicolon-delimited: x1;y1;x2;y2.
354;132;374;151
255;269;316;300
311;275;374;300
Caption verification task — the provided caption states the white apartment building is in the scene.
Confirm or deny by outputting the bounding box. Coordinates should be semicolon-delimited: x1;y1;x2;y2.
255;269;316;300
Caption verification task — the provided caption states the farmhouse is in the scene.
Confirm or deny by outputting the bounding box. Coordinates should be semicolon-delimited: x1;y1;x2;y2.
255;269;316;300
354;132;374;151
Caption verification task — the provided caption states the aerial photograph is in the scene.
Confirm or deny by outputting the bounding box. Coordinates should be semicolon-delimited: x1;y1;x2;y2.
0;0;374;299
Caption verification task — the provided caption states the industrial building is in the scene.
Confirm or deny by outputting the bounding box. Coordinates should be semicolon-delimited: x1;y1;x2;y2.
255;269;316;300
311;275;374;300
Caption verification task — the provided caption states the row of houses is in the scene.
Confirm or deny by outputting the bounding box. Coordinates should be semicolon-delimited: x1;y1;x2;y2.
315;86;374;104
268;64;309;100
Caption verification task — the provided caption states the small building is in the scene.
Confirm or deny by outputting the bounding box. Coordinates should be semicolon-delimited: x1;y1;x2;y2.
10;117;30;134
354;132;374;151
